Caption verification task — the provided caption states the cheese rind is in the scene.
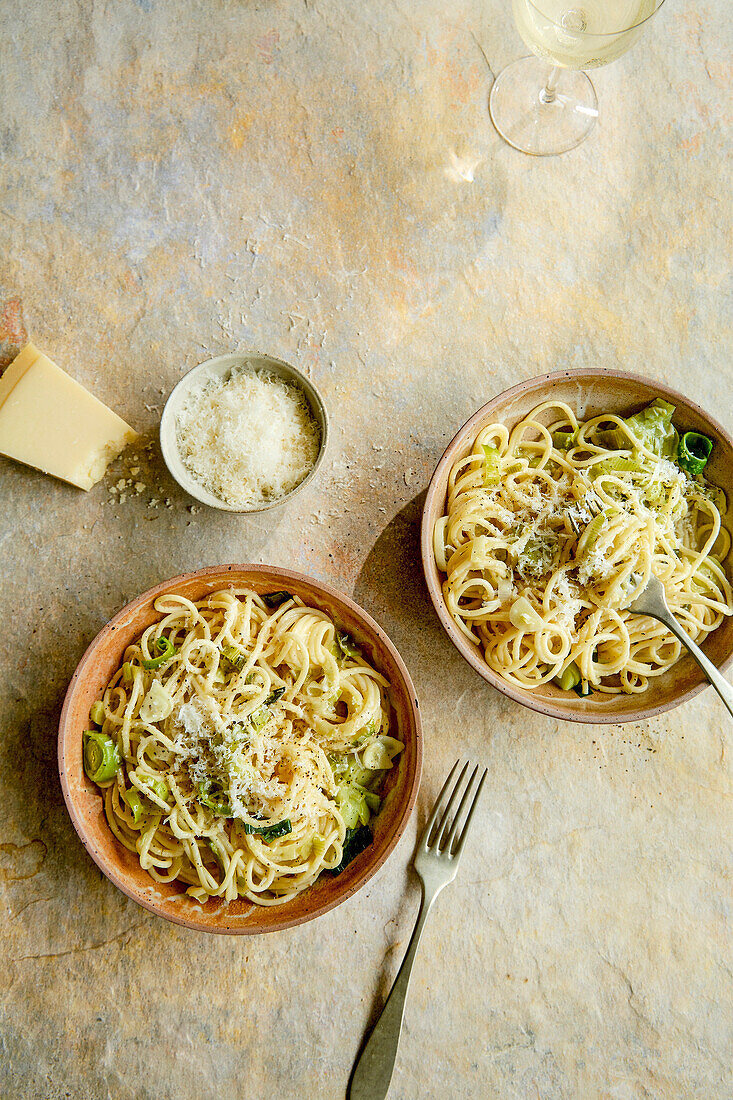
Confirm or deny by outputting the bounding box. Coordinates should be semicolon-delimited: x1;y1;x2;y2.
0;342;139;490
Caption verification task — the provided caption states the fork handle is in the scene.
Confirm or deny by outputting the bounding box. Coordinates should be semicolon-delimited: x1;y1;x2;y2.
656;609;733;720
348;884;437;1100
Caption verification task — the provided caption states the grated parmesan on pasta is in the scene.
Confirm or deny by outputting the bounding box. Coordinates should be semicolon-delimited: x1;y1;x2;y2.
176;367;320;509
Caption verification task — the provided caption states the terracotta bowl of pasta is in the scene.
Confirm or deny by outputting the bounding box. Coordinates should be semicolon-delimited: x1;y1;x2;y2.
422;369;733;724
59;565;422;933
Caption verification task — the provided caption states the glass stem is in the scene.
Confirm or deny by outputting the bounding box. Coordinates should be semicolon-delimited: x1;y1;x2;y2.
539;66;561;105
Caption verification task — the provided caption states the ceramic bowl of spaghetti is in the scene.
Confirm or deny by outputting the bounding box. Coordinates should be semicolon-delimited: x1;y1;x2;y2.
59;565;422;933
422;369;733;723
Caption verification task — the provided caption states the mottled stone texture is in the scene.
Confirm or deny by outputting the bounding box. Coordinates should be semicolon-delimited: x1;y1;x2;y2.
0;1;731;1098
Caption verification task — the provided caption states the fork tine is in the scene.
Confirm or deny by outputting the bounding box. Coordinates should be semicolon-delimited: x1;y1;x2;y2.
450;767;487;858
427;759;471;849
420;759;463;849
439;763;480;852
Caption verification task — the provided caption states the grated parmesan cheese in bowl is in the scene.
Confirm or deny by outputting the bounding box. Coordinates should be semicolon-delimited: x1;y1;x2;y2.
160;354;327;512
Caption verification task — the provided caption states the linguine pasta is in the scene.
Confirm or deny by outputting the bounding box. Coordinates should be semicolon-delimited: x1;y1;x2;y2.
434;399;733;695
85;588;402;907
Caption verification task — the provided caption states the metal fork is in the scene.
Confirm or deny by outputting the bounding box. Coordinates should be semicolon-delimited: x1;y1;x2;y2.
348;759;488;1100
629;575;733;719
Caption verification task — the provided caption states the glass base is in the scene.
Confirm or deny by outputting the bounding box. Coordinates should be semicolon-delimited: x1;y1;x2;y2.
489;56;598;156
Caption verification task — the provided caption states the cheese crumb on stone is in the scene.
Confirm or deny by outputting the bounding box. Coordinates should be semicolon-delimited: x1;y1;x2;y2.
176;367;321;509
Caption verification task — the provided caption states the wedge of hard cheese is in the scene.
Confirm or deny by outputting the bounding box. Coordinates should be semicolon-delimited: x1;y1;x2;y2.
0;342;139;490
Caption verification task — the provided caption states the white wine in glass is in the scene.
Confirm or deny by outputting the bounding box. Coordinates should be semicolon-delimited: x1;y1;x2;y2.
490;0;666;156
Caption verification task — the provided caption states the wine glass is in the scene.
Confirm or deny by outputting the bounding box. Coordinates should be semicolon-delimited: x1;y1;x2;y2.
489;0;667;156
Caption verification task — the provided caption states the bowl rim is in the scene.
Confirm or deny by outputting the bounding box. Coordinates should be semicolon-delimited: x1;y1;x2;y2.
420;367;733;725
58;564;422;934
159;352;330;513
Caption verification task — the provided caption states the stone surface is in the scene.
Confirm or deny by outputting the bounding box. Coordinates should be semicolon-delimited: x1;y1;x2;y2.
0;2;731;1098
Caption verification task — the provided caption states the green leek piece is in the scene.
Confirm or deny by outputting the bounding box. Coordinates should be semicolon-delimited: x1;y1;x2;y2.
592;429;621;448
677;431;713;475
337;777;382;829
523;540;546;565
89;701;106;726
243;818;292;841
230;721;248;742
197;780;233;817
83;731;120;783
698;482;726;513
249;706;270;732
221;645;245;672
125;788;144;825
375;735;403;760
247;687;285;731
121;662;134;687
262;591;293;608
509;596;542;631
141;636;177;670
615;399;677;457
144;778;169;803
553;662;581;692
482;444;500;487
520;536;557;576
591;456;641;479
310;834;327;859
337;785;365;829
328;753;375;790
364;791;381;813
335;631;360;661
208;839;225;869
361;740;394;771
139;680;173;722
336;632;359;659
577;511;610;557
332;825;372;875
552;430;576;450
363;717;381;739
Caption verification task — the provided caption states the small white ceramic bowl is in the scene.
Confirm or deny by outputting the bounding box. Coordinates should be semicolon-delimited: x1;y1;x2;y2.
160;352;329;513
